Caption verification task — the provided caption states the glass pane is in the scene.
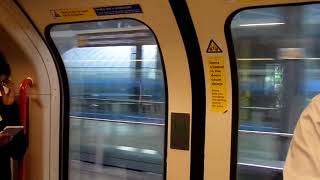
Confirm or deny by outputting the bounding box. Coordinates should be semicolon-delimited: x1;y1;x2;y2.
230;4;320;180
50;19;166;180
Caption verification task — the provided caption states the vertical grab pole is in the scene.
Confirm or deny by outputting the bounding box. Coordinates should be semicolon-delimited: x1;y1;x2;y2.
18;77;33;180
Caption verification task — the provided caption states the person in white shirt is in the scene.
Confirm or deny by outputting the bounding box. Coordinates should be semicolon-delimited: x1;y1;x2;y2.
284;94;320;180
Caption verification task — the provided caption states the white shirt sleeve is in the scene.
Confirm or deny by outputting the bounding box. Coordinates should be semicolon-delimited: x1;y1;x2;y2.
284;95;320;180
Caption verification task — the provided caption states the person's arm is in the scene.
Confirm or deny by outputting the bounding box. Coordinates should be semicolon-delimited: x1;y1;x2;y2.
8;130;27;160
284;96;320;180
4;102;27;160
0;132;12;155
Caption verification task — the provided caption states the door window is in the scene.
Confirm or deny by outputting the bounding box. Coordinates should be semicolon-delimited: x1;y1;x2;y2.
49;19;167;180
229;4;320;179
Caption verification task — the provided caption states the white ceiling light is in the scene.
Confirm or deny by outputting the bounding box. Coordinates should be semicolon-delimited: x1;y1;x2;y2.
237;58;274;61
239;22;285;27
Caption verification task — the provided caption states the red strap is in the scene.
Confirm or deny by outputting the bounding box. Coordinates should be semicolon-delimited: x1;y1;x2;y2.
18;78;32;180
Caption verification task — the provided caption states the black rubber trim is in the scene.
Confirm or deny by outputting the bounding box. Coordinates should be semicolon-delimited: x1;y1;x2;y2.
44;18;169;180
12;1;70;180
169;1;206;180
44;26;70;180
224;14;239;180
224;2;320;180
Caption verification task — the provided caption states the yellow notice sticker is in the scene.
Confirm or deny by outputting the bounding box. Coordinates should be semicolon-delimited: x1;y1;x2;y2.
208;56;228;113
50;8;96;20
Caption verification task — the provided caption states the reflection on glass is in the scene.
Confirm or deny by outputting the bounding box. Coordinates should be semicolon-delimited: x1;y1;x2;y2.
50;20;165;180
230;4;320;180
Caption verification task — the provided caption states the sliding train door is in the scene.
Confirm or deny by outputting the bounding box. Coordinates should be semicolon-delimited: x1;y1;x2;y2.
16;1;193;180
187;0;320;180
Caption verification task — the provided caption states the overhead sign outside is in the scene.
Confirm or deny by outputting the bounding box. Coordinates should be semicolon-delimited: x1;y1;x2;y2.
278;48;305;60
50;4;142;20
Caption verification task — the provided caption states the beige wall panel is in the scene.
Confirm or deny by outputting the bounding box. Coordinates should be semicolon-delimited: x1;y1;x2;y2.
26;94;51;180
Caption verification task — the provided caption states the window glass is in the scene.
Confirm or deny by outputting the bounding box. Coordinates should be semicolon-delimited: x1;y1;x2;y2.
50;19;166;180
230;4;320;179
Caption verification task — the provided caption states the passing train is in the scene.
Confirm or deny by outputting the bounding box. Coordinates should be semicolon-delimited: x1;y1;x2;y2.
1;0;320;180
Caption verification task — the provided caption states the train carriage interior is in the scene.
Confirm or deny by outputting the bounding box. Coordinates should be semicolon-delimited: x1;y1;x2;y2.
1;0;320;180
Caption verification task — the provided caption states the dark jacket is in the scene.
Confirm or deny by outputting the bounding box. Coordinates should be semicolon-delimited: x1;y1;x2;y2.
0;99;27;180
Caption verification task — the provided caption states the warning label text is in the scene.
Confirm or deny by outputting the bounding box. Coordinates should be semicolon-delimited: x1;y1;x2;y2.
208;56;228;112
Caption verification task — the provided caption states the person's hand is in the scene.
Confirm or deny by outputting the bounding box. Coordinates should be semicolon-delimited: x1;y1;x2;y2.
0;132;11;147
0;80;15;105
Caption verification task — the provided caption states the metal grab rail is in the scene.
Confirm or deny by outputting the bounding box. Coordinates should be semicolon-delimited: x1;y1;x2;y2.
239;130;293;138
18;77;33;180
70;116;164;126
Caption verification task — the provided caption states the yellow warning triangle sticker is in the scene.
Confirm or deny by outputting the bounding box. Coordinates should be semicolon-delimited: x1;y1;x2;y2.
206;39;223;53
50;10;62;18
54;11;62;17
